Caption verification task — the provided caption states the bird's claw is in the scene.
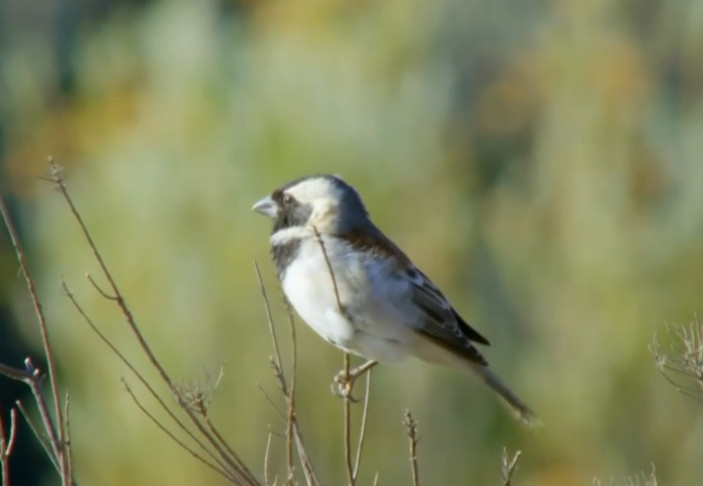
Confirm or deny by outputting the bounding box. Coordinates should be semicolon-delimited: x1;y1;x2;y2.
331;370;360;402
330;360;378;401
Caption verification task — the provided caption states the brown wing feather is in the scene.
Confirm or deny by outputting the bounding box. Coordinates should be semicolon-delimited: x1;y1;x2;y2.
409;268;488;365
338;225;490;365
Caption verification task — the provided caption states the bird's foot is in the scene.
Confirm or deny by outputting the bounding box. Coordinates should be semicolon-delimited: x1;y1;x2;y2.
331;360;378;401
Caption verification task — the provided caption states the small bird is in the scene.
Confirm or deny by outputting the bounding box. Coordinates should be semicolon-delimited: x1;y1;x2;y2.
252;174;536;425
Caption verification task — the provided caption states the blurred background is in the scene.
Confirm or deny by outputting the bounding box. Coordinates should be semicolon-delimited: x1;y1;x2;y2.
1;0;703;484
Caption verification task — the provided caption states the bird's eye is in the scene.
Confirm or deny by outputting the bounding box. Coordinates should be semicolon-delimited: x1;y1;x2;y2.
282;194;294;205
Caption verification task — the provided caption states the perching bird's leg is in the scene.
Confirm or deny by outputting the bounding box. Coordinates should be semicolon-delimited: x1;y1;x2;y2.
332;360;378;401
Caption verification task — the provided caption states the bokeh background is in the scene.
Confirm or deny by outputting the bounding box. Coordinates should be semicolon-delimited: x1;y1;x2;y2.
1;0;703;485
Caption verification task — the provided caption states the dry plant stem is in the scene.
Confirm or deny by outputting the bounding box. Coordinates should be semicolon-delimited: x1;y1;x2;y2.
343;354;355;486
51;166;258;485
255;383;287;421
0;359;65;476
254;262;320;486
61;282;224;470
311;226;345;317
501;448;521;486
122;381;234;482
293;433;317;486
16;400;59;472
284;300;298;483
63;392;74;486
0;193;69;486
311;225;373;485
205;417;248;474
263;432;273;486
651;321;703;402
352;369;372;480
312;226;377;399
404;410;420;486
49;163;172;390
253;263;291;477
0;408;18;486
0;363;32;382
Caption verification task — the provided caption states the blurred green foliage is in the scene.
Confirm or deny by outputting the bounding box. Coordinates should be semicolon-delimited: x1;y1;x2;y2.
1;0;703;485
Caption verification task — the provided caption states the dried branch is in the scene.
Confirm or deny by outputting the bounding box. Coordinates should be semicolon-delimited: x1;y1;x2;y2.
256;382;287;422
311;225;376;486
352;369;372;480
122;380;233;481
650;319;703;403
49;162;173;393
403;409;420;486
63;393;73;486
311;226;345;317
1;185;70;486
50;162;259;484
61;281;222;467
0;408;18;486
0;358;68;478
501;448;521;486
255;262;320;486
343;354;355;486
593;463;658;486
263;432;273;486
284;301;297;482
16;400;59;472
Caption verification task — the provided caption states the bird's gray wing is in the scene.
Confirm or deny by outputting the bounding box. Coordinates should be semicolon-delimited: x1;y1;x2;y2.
338;224;490;365
406;268;489;366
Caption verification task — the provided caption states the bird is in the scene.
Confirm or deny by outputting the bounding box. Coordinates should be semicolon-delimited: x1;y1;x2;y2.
252;174;536;425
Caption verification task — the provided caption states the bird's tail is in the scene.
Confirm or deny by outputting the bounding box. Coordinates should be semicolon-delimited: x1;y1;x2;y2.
470;364;541;428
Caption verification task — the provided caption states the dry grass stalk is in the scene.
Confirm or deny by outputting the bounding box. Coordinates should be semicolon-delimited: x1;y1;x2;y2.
0;175;73;486
651;319;703;402
501;448;521;486
403;409;420;486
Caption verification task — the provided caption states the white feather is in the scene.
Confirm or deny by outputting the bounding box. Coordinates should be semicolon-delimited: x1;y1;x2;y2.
281;235;418;361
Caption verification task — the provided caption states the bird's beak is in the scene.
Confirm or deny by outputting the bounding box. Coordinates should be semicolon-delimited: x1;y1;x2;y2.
252;195;278;218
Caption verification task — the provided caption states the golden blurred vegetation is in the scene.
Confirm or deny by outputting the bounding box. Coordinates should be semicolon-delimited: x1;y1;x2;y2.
1;0;703;485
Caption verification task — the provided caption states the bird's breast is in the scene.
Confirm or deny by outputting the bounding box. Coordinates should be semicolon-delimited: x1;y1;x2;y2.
278;237;417;361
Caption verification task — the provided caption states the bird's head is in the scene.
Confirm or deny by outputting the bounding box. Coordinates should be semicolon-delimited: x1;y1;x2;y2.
252;174;368;235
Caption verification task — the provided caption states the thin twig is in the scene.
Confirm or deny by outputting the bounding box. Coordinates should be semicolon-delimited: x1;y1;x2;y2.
311;226;344;315
256;383;287;422
16;400;59;472
255;262;288;395
0;189;68;485
49;162;174;391
0;408;18;486
255;263;320;486
64;392;73;486
52;165;259;485
352;369;372;480
343;354;355;486
403;410;420;486
312;224;367;486
285;299;298;484
86;273;118;300
501;448;522;486
62;281;223;465
23;359;65;467
651;320;703;402
253;262;295;481
263;432;273;486
122;380;233;482
205;416;250;473
0;363;32;381
293;432;319;486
